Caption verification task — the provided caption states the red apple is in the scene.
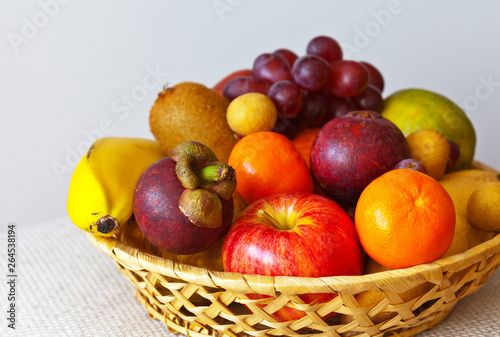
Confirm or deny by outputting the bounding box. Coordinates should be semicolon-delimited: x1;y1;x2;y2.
222;193;363;322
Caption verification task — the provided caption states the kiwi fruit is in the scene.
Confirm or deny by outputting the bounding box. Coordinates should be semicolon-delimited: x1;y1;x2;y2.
150;82;237;163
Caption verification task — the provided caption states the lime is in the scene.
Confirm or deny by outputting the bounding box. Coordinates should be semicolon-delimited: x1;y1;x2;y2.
381;88;476;170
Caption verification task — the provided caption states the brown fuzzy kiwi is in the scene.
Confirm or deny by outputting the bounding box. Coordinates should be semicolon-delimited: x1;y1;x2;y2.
150;82;237;163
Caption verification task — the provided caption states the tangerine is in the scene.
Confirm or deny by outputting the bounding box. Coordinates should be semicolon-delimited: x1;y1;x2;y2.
228;131;315;205
354;169;455;269
291;127;321;168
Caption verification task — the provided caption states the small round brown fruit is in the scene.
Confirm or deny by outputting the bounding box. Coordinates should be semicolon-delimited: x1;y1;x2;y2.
467;182;500;232
150;82;237;163
406;129;450;180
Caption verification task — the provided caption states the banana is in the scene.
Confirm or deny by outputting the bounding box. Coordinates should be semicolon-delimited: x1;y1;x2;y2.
67;137;166;236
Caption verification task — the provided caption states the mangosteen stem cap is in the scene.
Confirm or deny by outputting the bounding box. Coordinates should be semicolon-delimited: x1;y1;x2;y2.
170;141;218;189
197;162;236;200
170;141;237;228
178;189;223;228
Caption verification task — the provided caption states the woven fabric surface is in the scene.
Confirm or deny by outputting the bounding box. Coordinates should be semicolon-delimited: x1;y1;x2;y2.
0;218;499;337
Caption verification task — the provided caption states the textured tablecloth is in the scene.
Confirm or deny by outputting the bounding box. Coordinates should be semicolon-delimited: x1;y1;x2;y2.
1;218;499;337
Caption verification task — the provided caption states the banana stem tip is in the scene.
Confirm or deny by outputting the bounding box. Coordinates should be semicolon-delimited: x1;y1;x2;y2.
96;215;120;234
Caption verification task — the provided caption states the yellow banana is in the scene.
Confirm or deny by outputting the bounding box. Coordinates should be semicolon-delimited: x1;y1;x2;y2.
67;137;166;236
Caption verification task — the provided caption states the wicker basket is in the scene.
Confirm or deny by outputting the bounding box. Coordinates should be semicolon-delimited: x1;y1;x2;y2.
88;162;500;337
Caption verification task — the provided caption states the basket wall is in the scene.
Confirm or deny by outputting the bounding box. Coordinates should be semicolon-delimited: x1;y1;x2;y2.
89;230;500;337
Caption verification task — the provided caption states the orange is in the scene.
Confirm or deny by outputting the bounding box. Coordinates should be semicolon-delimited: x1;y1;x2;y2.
228;131;315;205
291;127;321;168
354;169;455;269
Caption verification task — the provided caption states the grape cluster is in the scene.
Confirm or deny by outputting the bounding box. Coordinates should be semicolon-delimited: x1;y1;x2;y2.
221;35;385;139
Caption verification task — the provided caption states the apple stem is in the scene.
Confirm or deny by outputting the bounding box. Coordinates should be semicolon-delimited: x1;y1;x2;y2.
258;208;287;230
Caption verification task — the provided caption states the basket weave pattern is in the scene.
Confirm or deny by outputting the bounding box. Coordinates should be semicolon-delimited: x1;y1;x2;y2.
90;232;500;337
88;162;500;337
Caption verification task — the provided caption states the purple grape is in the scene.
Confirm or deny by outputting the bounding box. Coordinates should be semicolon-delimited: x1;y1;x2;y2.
306;36;343;62
325;95;357;121
222;76;270;101
274;49;298;68
352;84;383;111
268;80;304;119
394;159;427;174
446;140;460;172
272;117;300;140
295;90;329;129
326;60;369;98
291;55;330;91
252;53;291;84
253;53;272;69
360;62;385;92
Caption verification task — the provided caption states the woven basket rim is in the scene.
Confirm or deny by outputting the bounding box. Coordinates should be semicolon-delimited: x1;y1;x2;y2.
90;231;500;295
88;161;500;296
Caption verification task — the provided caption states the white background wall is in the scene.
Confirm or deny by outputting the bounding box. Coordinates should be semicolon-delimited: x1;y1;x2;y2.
2;0;500;228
